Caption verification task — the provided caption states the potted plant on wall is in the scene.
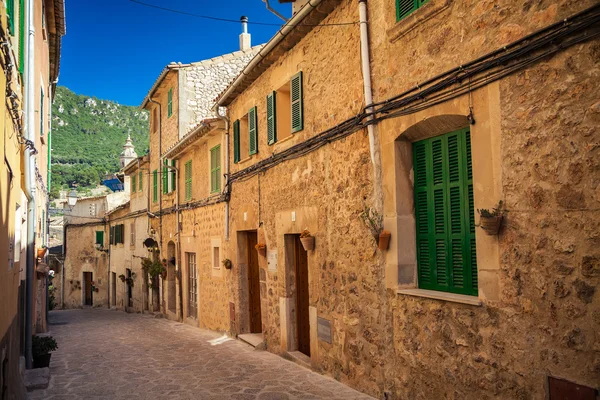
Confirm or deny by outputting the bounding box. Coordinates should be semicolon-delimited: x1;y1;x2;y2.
32;335;58;368
255;243;267;257
222;259;233;269
477;201;507;235
360;205;390;250
299;229;315;251
118;274;126;282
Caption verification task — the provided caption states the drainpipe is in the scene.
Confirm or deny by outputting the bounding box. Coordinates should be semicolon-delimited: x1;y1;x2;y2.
24;0;36;369
216;110;230;240
148;98;161;312
358;0;383;212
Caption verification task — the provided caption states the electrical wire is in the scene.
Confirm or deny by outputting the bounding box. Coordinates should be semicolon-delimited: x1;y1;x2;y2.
129;0;358;27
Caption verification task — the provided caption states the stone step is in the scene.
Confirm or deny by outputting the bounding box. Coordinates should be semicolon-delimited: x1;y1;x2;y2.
238;333;265;349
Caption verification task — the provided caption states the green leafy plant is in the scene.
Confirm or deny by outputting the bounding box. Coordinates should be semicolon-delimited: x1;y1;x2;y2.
141;257;165;278
477;201;507;218
222;259;232;269
32;336;58;357
360;205;383;239
300;229;312;238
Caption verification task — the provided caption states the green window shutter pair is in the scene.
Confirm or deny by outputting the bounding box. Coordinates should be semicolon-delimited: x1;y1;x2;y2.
167;88;173;118
95;231;104;246
131;175;136;193
413;128;477;296
266;91;277;145
184;160;192;201
171;160;176;192
396;0;428;21
233;120;240;163
291;71;303;133
152;170;158;202
248;106;258;155
162;159;168;194
210;145;221;193
138;171;143;192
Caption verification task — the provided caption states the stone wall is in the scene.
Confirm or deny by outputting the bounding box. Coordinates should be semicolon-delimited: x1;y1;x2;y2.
221;0;599;398
63;224;109;308
180;46;263;134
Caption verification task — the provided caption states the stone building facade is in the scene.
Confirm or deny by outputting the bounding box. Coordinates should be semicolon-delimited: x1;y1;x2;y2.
0;0;65;395
209;0;600;398
139;41;262;325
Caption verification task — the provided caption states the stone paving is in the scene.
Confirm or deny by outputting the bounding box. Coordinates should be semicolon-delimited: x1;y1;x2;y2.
29;309;374;400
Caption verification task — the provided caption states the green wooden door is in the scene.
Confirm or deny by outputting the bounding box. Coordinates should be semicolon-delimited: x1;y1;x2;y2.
413;128;477;296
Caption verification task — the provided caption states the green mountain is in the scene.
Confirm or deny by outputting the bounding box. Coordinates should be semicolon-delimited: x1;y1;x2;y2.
50;86;149;196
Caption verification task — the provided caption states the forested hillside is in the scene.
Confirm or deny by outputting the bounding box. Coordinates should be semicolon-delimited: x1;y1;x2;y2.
50;86;149;196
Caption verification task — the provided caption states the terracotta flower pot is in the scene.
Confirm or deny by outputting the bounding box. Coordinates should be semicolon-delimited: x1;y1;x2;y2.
300;236;315;251
161;270;167;280
480;216;503;235
36;263;50;275
256;247;266;257
378;231;391;250
37;248;47;259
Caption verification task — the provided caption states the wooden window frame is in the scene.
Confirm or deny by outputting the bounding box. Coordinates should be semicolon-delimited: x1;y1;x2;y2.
95;231;104;246
187;252;197;318
152;169;158;203
184;160;192;201
167;88;173;118
210;145;221;194
396;0;429;22
413;127;477;296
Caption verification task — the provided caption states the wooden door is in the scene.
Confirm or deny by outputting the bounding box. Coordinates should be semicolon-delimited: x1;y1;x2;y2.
126;269;132;307
83;272;93;306
247;232;262;333
295;236;310;356
111;272;116;306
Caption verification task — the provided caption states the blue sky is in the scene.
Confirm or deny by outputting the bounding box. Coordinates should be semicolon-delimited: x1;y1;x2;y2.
59;0;291;106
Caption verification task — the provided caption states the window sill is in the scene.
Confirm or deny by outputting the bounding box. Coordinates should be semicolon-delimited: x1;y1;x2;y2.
397;288;481;306
272;134;294;147
237;155;254;165
387;0;452;44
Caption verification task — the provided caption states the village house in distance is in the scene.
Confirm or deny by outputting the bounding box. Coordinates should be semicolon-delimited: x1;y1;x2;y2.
59;0;599;399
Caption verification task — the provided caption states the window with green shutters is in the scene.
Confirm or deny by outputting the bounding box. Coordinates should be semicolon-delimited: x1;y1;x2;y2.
248;106;258;155
162;159;168;194
413;128;477;296
167;88;173;118
7;0;15;35
18;0;24;75
152;169;158;203
184;160;192;201
95;231;104;246
266;91;277;145
138;171;143;192
396;0;429;21
171;160;176;192
210;145;221;193
131;174;136;194
291;72;303;133
110;226;115;245
233;120;240;163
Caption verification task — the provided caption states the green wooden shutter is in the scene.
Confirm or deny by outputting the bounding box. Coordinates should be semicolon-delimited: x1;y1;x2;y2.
185;160;192;201
396;0;428;21
110;226;115;245
7;0;14;35
267;91;277;145
210;145;221;193
171;160;176;192
131;175;136;193
18;0;24;75
138;171;143;192
153;170;158;202
162;159;168;194
233;120;240;163
413;128;477;296
40;89;44;136
167;88;173;117
96;231;104;246
248;106;258;155
291;72;303;133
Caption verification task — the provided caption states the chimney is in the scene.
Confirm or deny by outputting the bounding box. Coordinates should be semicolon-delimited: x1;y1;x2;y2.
239;16;251;51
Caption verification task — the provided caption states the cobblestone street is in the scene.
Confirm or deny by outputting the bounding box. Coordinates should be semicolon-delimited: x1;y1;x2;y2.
29;309;373;400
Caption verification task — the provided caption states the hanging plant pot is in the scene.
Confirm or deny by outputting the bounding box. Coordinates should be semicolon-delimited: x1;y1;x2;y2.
161;270;168;280
378;231;391;251
222;259;233;270
37;248;48;259
300;236;315;251
479;216;503;235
